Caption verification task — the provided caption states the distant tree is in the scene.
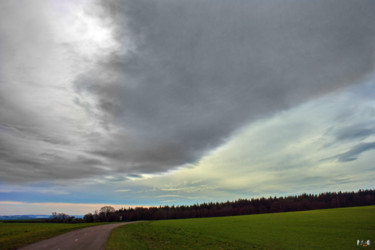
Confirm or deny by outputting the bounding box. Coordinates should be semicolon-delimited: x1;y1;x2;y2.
96;206;116;221
50;212;74;223
83;213;94;223
100;206;115;214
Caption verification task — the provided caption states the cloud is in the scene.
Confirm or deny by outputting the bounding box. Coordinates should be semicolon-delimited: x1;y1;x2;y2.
0;0;374;183
100;83;375;204
335;127;375;142
115;189;130;192
76;0;375;176
0;0;116;182
0;185;69;195
335;142;375;162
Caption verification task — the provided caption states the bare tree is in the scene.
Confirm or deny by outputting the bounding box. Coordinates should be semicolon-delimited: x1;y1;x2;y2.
100;206;115;215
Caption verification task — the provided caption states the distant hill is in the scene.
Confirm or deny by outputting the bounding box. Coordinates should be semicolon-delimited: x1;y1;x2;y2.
0;215;83;220
0;215;50;220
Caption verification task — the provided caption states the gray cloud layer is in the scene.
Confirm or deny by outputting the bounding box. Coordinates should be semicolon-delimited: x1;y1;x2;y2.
1;0;375;182
80;0;375;171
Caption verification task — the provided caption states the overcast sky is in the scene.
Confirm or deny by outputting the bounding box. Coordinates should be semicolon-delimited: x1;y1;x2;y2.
0;0;374;215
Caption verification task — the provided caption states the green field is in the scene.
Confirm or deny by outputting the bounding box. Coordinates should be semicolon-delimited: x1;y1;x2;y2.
0;222;104;250
107;206;375;249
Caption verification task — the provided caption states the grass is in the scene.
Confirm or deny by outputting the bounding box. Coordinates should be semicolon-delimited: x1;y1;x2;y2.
0;222;105;250
107;205;375;250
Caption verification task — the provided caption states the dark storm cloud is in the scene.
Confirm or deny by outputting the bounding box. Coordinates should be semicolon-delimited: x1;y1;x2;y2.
78;0;375;174
1;0;375;182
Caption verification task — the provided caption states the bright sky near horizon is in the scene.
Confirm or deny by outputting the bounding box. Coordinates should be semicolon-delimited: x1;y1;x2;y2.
0;0;375;215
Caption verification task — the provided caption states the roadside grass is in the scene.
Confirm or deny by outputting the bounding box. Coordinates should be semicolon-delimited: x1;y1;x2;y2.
0;222;105;250
107;205;375;250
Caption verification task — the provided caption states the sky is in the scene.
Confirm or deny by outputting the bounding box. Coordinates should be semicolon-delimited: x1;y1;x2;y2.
0;0;374;215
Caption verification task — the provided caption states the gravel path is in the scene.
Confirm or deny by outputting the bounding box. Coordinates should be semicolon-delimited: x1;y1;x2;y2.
19;222;137;250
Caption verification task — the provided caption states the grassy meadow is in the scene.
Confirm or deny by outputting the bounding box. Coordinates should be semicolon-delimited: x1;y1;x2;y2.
107;205;375;249
0;222;104;250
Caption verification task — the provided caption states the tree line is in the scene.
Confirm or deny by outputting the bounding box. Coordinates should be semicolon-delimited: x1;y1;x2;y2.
82;189;375;223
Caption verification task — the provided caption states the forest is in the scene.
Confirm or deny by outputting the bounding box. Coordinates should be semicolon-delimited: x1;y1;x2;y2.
81;189;375;223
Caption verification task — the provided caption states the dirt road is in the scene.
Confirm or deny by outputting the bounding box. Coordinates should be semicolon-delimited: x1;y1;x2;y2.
19;222;138;250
